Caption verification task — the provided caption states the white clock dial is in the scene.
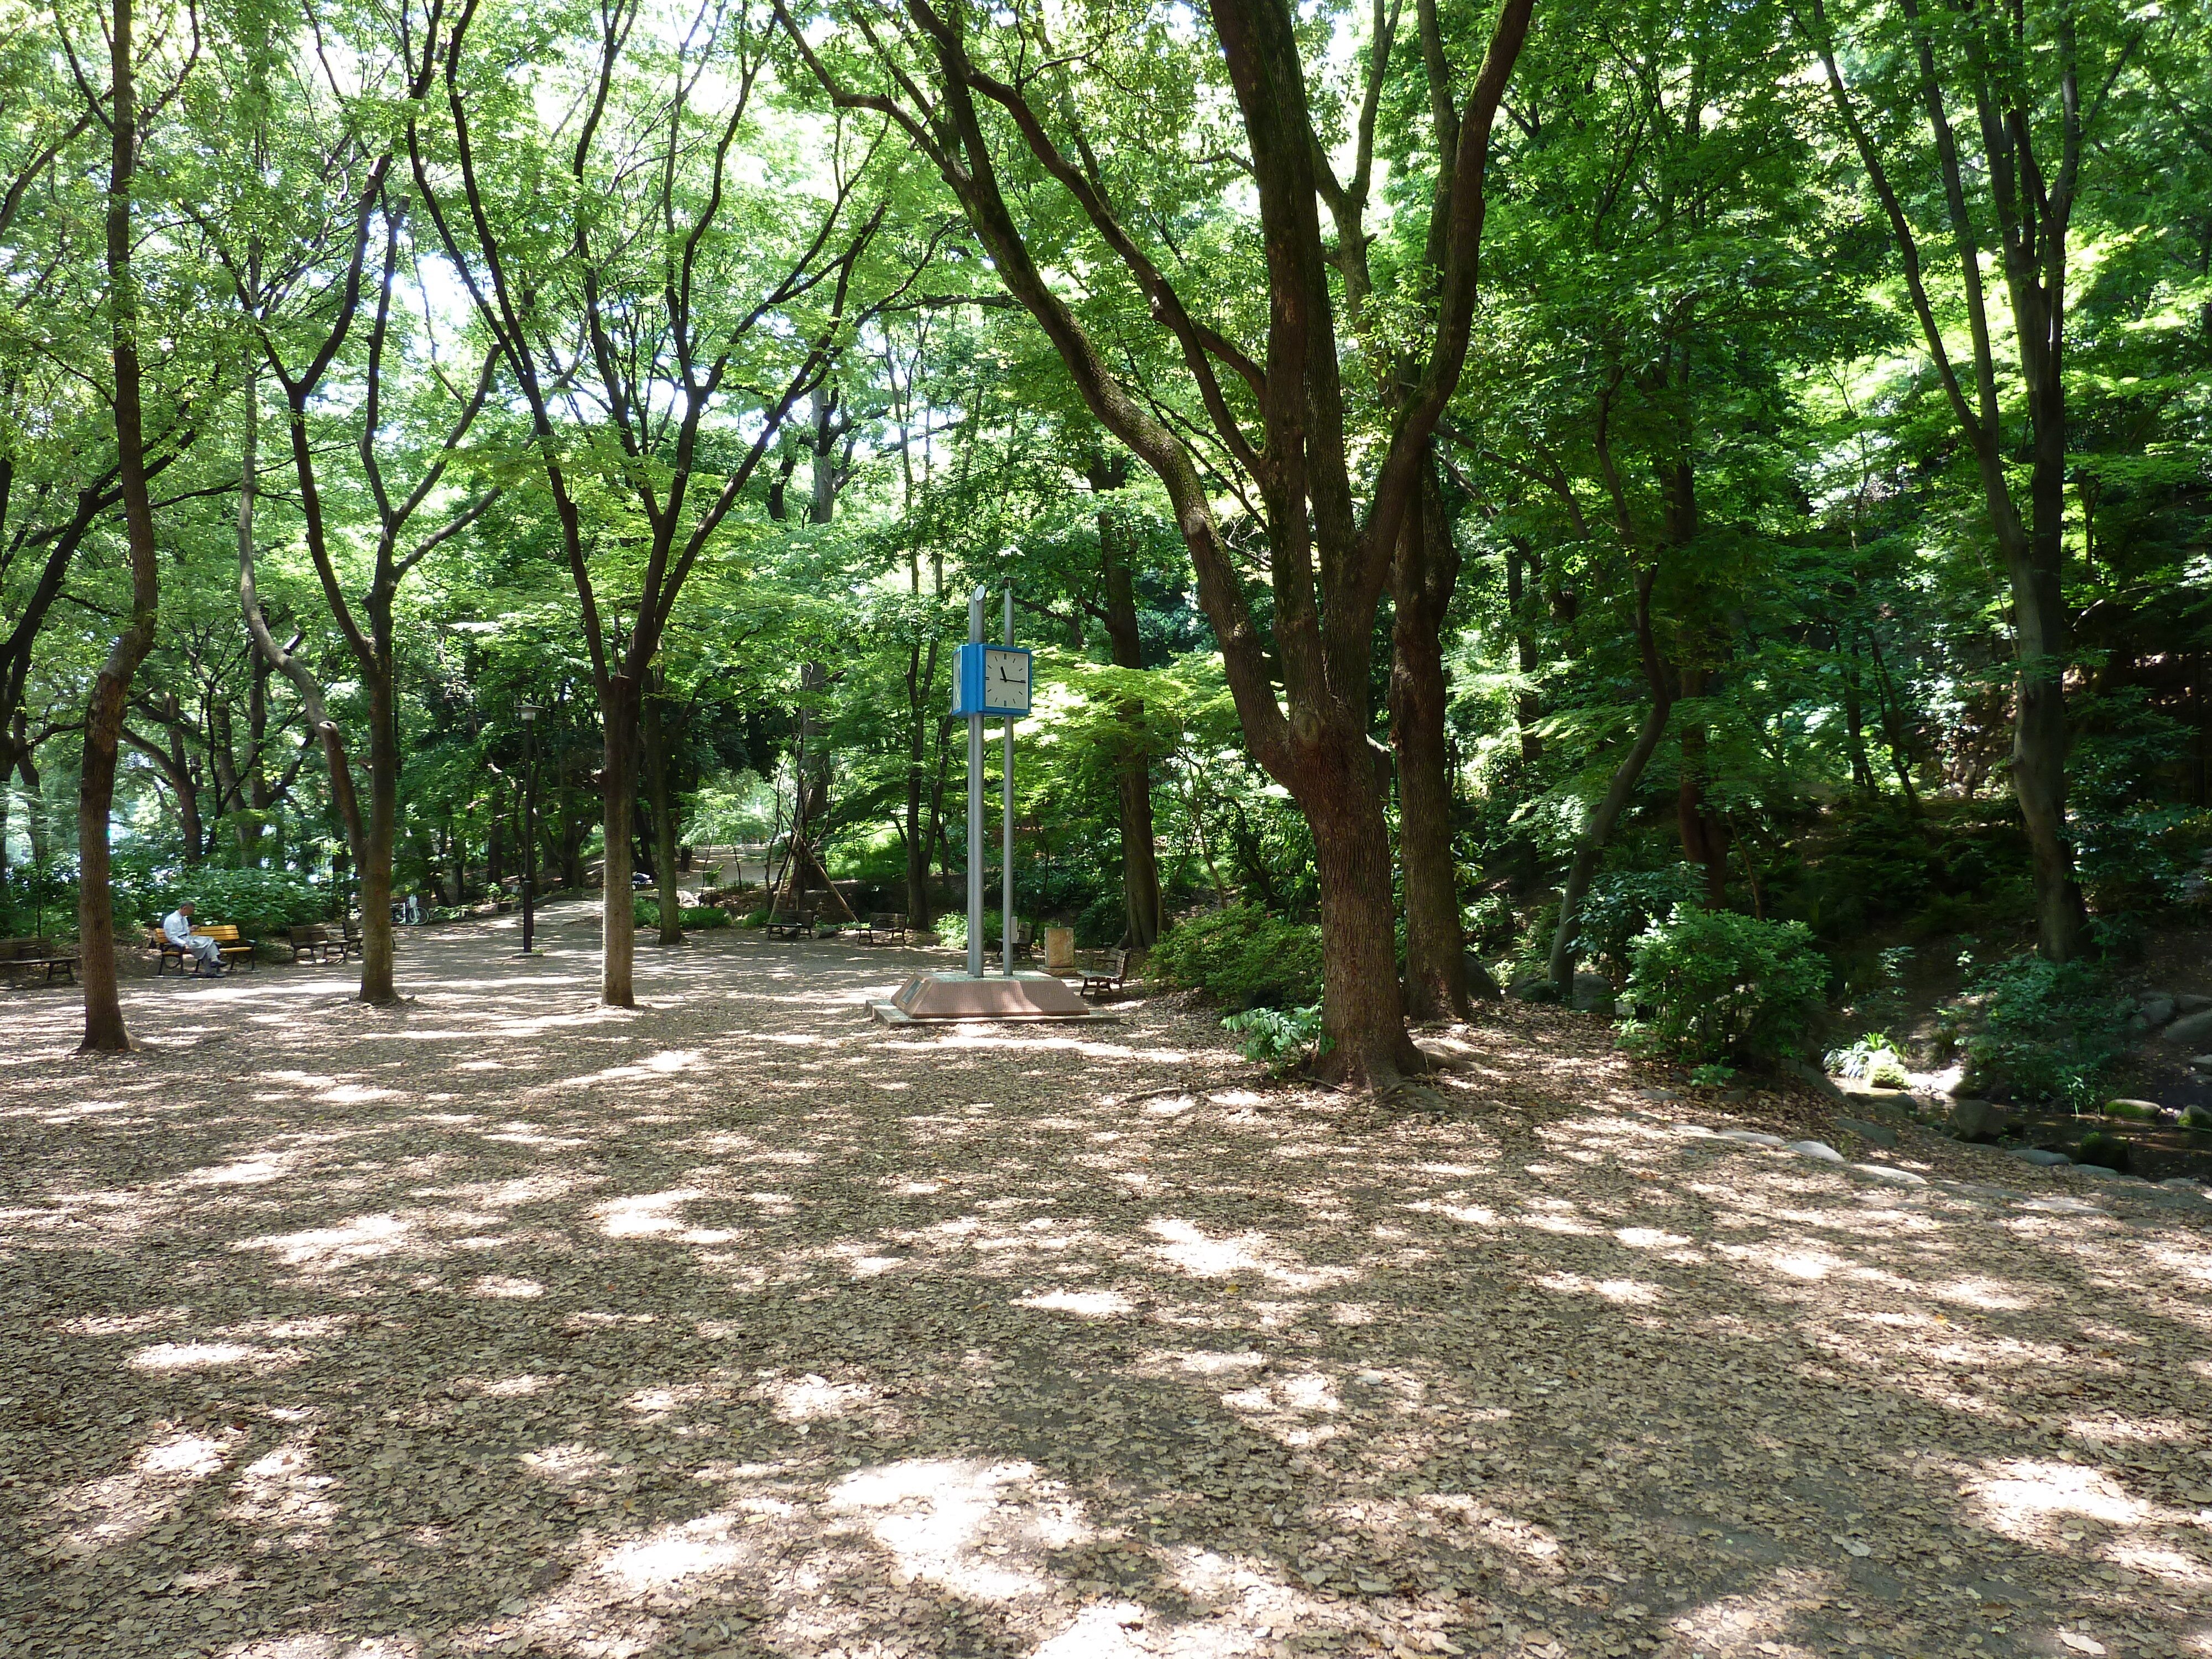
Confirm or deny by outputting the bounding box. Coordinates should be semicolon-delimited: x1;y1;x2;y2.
984;649;1030;705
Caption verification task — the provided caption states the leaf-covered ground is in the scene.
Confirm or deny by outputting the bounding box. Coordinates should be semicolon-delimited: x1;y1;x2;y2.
2;904;2209;1659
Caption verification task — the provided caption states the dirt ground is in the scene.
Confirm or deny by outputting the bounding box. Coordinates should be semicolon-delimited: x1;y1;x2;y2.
3;901;2209;1659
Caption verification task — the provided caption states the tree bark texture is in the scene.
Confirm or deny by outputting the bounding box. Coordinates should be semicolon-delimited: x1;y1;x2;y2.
79;0;163;1055
1390;450;1469;1021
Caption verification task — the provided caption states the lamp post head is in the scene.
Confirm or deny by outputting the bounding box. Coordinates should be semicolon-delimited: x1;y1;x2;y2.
519;702;539;723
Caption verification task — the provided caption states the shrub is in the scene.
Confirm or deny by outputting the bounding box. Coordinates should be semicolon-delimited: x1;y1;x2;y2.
1935;953;2130;1112
127;867;333;942
1575;865;1705;985
1220;1003;1330;1076
2074;1130;2132;1172
1149;904;1324;1006
1618;906;1828;1066
682;906;730;930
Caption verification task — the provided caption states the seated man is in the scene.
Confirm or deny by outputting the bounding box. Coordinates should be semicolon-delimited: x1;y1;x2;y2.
162;902;225;975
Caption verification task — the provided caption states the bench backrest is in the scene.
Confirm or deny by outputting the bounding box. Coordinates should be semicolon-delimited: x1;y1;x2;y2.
1105;947;1128;975
150;922;242;942
289;925;330;943
5;937;53;961
871;912;905;927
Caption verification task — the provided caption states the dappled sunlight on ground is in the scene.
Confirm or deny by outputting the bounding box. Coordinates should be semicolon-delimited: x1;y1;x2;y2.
3;903;2211;1658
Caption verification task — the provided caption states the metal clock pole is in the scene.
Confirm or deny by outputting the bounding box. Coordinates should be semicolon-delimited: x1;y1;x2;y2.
966;584;986;979
1003;585;1016;976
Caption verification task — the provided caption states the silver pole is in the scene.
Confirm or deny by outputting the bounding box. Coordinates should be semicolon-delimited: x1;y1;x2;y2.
1003;585;1015;976
967;585;986;979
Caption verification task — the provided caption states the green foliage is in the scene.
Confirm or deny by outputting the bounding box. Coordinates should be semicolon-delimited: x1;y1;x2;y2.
1220;1004;1331;1076
1825;1032;1910;1087
1688;1062;1736;1089
1937;955;2131;1112
1619;906;1828;1066
683;906;731;930
123;867;334;941
1574;866;1704;985
1148;905;1324;1006
2074;1131;2133;1173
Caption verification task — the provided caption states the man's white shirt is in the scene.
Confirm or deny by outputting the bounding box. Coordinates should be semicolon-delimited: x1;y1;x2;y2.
162;911;195;946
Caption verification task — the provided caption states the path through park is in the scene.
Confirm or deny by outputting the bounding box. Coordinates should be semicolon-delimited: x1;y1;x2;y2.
2;905;2209;1659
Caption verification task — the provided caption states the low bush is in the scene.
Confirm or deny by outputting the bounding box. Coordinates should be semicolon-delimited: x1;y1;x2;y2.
1220;1003;1330;1076
1618;905;1828;1066
1575;865;1705;985
683;906;731;929
126;867;333;941
1149;904;1324;1006
1936;953;2130;1112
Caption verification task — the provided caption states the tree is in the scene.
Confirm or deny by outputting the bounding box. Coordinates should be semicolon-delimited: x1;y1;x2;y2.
1796;0;2148;961
785;0;1533;1082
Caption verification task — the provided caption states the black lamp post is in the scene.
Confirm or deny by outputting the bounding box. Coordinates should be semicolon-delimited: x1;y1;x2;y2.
519;702;539;956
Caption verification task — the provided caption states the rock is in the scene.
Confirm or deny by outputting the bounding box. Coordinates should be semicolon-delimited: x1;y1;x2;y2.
1637;1088;1681;1102
2176;993;2212;1015
2164;1008;2212;1048
2008;1147;2072;1166
2159;1177;2207;1193
2103;1098;2160;1120
1571;972;1614;1013
1948;1098;2008;1140
2072;1165;2123;1179
1508;976;1561;1004
2018;1195;2105;1215
1718;1130;1785;1147
1778;1057;1846;1103
1835;1117;1901;1149
1789;1139;1845;1162
1464;956;1503;1000
2137;995;2176;1026
1852;1164;1927;1186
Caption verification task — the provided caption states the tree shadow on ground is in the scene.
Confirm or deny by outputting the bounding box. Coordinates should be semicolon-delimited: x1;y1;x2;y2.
2;907;2208;1659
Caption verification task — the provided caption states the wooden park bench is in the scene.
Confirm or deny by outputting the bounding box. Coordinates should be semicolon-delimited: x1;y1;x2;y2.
1079;947;1131;999
764;909;817;941
287;924;346;963
147;922;256;976
0;936;79;988
862;912;907;945
341;917;364;958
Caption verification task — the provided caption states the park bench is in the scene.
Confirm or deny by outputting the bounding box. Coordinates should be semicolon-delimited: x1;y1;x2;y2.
0;936;79;988
147;922;257;976
862;912;907;945
287;924;346;963
1080;947;1131;999
765;909;817;941
341;917;364;958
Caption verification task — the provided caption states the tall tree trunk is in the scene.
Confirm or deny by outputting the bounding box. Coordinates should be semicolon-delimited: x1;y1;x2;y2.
1299;719;1427;1082
642;675;682;946
356;671;398;1001
1390;449;1468;1021
601;673;639;1005
79;0;164;1054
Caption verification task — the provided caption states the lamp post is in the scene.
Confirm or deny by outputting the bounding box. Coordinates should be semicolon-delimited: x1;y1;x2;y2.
519;702;539;956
